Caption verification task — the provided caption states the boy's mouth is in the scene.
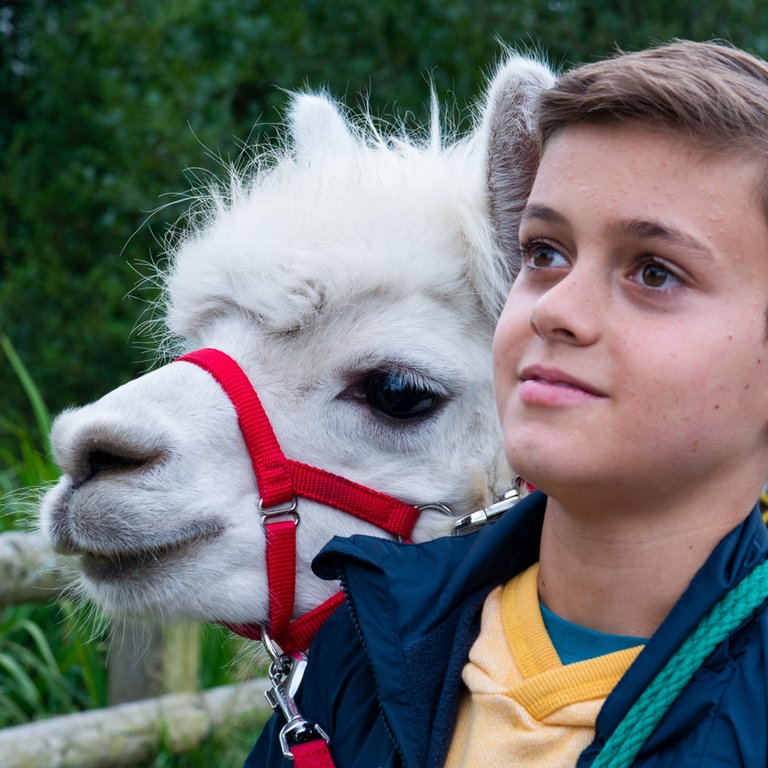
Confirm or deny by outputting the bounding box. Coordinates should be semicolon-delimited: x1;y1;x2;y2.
518;365;606;401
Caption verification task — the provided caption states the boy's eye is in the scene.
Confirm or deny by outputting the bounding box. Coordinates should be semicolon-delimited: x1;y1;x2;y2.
522;243;569;269
635;260;682;290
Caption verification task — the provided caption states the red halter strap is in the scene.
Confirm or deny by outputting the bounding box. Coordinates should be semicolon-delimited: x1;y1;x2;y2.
177;348;421;652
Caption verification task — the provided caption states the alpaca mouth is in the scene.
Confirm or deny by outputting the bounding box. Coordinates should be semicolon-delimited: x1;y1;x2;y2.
80;522;224;581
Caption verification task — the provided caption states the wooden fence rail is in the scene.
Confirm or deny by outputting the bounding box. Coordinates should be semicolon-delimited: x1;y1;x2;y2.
0;530;272;766
0;530;65;606
0;679;272;768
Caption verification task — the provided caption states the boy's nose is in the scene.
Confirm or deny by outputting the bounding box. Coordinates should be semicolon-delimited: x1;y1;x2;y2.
529;267;602;345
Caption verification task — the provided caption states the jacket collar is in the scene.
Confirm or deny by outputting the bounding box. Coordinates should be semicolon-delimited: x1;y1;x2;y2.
313;490;545;636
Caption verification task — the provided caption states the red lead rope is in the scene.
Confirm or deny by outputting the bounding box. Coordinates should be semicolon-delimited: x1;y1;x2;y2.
290;740;338;767
177;348;422;651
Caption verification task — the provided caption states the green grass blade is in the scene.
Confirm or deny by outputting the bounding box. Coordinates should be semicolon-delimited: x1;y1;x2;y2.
0;649;43;712
0;333;51;441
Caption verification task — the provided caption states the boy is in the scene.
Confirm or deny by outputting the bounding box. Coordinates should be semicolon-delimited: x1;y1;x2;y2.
247;40;768;767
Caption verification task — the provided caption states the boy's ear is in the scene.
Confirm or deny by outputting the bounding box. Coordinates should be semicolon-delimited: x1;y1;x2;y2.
478;53;556;270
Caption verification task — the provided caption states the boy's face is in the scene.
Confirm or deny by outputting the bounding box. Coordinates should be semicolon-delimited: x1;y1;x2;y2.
493;123;768;505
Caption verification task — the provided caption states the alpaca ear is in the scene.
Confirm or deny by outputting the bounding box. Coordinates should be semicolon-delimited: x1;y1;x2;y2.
288;92;357;159
479;53;556;274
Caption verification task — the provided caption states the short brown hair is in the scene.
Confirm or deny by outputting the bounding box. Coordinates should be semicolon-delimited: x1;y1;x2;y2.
537;40;768;219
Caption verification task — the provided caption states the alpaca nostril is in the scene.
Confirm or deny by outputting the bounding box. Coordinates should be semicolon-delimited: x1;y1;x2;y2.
66;441;167;488
84;448;157;482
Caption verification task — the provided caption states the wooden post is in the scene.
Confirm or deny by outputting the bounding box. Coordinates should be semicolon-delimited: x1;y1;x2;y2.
108;618;200;704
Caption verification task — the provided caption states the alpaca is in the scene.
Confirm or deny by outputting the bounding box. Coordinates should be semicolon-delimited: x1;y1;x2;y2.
39;54;554;651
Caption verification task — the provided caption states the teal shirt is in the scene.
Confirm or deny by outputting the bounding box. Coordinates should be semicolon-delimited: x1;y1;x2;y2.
540;602;647;665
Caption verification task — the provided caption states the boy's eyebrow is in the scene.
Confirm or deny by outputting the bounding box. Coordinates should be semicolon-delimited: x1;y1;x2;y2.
614;219;715;260
520;203;567;227
520;204;715;260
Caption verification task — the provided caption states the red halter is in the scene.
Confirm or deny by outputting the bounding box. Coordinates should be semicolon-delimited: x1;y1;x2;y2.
177;348;422;652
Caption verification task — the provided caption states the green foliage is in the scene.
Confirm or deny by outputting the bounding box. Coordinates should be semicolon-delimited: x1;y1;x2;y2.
0;600;260;729
0;601;107;728
0;333;58;524
147;711;266;768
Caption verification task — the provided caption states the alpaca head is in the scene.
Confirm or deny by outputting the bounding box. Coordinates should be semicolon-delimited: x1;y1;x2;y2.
39;54;555;642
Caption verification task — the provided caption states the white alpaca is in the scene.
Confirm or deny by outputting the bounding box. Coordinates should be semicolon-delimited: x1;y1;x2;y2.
40;55;554;651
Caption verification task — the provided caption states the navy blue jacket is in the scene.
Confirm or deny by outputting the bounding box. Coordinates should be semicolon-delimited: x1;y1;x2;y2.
245;492;768;767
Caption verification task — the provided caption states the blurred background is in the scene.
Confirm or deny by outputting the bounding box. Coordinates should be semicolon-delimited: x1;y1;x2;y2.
1;1;768;764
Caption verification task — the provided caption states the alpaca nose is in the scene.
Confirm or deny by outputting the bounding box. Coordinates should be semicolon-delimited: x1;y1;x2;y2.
50;410;168;488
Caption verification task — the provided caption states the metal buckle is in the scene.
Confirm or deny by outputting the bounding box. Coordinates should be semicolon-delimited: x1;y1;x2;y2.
453;487;521;534
259;497;299;525
278;718;331;759
261;627;330;760
416;501;454;516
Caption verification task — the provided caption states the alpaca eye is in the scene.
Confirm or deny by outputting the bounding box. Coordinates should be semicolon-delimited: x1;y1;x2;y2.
364;372;441;419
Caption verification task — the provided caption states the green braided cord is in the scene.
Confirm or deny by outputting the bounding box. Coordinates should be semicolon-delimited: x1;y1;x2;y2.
592;558;768;768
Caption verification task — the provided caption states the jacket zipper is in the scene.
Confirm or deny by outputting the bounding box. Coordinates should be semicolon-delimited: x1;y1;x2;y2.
336;566;407;767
